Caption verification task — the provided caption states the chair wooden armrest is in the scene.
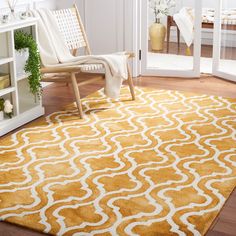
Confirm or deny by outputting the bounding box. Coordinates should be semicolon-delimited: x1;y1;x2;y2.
126;52;135;58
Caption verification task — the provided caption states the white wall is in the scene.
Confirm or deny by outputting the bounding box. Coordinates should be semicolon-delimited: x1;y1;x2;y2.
84;0;124;54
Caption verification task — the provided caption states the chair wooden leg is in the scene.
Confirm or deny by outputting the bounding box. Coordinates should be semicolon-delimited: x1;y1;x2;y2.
71;72;83;118
167;20;170;53
177;27;180;54
127;64;135;101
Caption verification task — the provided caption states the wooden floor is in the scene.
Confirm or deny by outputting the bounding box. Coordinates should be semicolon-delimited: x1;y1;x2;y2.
0;75;236;236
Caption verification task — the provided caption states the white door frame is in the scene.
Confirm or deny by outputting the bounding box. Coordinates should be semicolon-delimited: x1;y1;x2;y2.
140;0;202;78
124;0;141;77
212;0;236;82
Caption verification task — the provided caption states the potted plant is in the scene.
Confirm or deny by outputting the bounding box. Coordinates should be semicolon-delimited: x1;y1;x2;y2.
14;31;42;99
0;98;13;121
149;0;175;51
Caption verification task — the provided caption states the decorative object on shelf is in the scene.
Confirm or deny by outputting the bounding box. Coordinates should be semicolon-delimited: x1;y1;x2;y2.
19;11;29;20
149;0;175;51
14;31;42;99
0;98;13;119
7;0;18;20
4;99;13;118
1;14;10;24
0;73;10;90
15;48;29;78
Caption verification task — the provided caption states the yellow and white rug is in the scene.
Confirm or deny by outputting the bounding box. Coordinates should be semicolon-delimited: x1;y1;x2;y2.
0;86;236;236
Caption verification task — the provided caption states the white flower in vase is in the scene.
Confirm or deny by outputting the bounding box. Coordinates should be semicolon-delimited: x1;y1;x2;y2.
149;0;176;23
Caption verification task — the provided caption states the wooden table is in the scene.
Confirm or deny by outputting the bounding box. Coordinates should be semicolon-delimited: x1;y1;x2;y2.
167;15;236;53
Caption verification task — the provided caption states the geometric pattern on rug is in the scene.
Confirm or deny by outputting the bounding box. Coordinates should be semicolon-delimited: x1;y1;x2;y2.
0;86;236;236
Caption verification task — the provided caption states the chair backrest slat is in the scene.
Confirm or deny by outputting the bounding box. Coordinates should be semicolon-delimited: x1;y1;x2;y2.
52;7;90;54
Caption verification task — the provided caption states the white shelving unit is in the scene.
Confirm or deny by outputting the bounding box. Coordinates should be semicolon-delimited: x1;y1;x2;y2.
0;18;44;136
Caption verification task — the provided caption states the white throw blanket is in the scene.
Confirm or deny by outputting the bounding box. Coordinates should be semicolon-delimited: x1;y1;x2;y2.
31;9;129;99
173;7;194;47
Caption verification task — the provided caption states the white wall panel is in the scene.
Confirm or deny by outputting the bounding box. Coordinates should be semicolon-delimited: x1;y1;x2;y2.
84;0;123;54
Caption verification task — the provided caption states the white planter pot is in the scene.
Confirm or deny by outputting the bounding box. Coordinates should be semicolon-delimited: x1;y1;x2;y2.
0;111;4;121
15;48;29;77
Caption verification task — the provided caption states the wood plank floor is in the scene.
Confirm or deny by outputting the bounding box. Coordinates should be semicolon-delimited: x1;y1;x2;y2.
0;75;236;236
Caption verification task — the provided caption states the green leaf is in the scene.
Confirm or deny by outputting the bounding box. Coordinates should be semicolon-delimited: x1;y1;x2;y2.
14;30;42;99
